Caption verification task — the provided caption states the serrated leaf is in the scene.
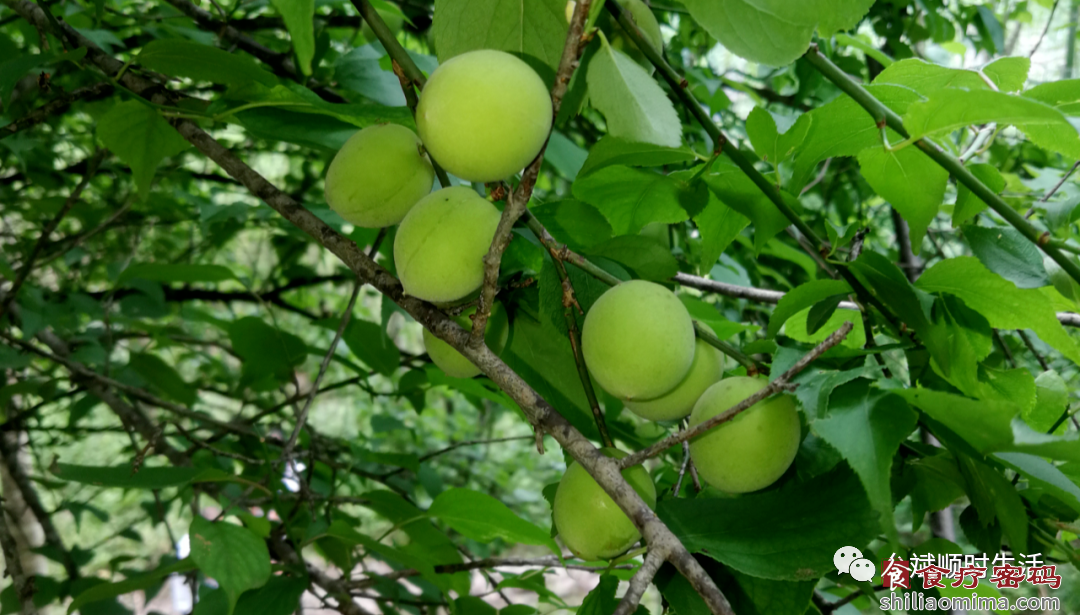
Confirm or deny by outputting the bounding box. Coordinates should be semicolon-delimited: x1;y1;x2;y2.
586;42;681;147
1026;370;1068;432
953;163;1006;226
577;137;696;177
572;165;690;234
68;559;195;613
905;89;1074;142
529;199;613;251
857;145;948;252
916;256;1080;365
335;47;407;107
963;225;1050;289
98;100;190;198
982;57;1030;92
657;465;879;580
746;107;809;166
692;187;749;269
681;0;873;67
189;517;271;614
138;39;276;86
427;488;560;556
52;463;202;489
270;0;315;76
805;294;846;336
812;380;917;546
432;0;568;79
872;58;991;93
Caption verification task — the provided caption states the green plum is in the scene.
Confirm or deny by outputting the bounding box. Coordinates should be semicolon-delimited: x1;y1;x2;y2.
393;186;501;304
688;377;801;494
553;448;656;561
324;124;434;228
581;280;695;401
625;338;723;422
416;49;552;182
423;303;509;378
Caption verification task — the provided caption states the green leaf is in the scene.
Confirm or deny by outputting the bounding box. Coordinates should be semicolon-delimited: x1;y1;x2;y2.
98;100;190;199
530;199;613;251
703;159;793;252
325;520;444;590
577;137;696;177
956;454;1027;553
432;0;568;79
586;42;681;147
995;452;1080;514
916;256;1080;365
138;39;276;87
360;490;466;567
657;465;879;581
572;165;690;235
323;318;400;377
52;463;202;489
805;294;845;335
905;89;1074;141
118;263;236;285
982;57;1030;92
746;107;809;166
538;258;611;336
953;163;1006;226
790;84;922;189
811;380;917;546
0;576;61;614
128;353;196;406
1026;370;1069;432
681;0;873;67
228;317;308;385
872;58;992;94
232;574;308;615
427;488;560;556
585;235;677;281
693;188;750;268
68;559;196;613
189;517;271;614
783;307;866;349
335;47;406;107
767;279;853;339
963;225;1050;289
0;48;86;104
270;0;315;76
857;146;948;251
579;575;644;615
224;82;413;129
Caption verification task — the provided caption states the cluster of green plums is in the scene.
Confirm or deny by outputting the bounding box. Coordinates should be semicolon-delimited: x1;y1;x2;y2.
324;48;551;377
552;280;802;561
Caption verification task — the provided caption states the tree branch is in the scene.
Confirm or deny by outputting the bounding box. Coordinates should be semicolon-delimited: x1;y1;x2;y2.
613;549;666;615
471;0;592;347
349;555;638;589
619;322;854;469
1;82;113;140
0;492;36;615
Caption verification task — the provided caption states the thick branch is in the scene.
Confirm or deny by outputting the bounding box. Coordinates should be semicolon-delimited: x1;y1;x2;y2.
620;322;854;469
614;549;666;615
0;495;35;614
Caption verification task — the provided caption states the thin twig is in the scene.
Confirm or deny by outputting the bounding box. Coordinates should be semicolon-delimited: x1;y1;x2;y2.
620;322;854;469
348;556;637;589
1017;329;1051;370
672;440;691;496
1026;159;1080;218
379;435;534;478
1;82;113;140
0;150;105;321
1029;0;1061;57
282;276;363;462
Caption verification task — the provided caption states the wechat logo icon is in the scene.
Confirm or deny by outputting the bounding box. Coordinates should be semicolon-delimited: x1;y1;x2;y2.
834;546;877;582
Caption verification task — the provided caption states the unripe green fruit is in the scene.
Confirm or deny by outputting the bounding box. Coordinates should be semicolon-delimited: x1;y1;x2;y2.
394;186;501;304
553;448;656;561
625;339;723;422
324;124;434;228
423;303;509;378
416;50;552;182
688;377;801;494
581;280;695;401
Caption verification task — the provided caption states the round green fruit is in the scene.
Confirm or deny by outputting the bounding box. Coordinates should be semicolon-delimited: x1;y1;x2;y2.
324;124;434;228
553;448;656;561
394;186;501;304
581;280;695;401
625;339;723;422
416;50;552;182
688;377;801;494
423;303;509;378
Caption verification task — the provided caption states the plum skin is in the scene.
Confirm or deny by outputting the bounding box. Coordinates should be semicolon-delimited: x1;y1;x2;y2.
416;50;552;183
393;186;501;304
581;280;695;401
625;338;723;422
552;448;656;561
688;376;801;494
324;124;434;228
423;303;509;378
